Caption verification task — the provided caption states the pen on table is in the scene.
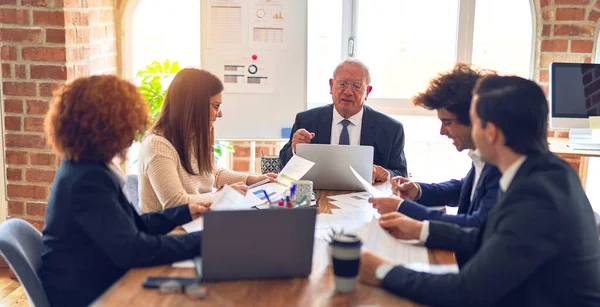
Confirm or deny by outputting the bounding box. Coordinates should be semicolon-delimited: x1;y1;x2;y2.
262;190;272;204
248;178;270;189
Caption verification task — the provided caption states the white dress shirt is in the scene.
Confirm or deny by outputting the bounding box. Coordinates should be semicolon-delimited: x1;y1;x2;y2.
376;155;528;281
330;107;363;146
468;150;485;202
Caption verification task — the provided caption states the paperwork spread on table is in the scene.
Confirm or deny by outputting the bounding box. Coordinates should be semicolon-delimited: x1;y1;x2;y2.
349;166;387;197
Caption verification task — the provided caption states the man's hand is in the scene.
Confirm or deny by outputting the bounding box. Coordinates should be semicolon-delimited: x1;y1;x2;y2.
188;202;210;220
359;251;390;287
378;212;423;240
391;176;419;200
246;173;277;186
372;165;390;183
229;182;248;196
291;129;315;151
368;196;403;214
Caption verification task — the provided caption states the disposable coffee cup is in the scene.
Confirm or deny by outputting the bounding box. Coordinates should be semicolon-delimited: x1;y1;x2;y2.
260;155;280;174
330;234;362;293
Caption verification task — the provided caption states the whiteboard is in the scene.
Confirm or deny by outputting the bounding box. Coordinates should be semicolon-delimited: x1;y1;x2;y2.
201;0;307;139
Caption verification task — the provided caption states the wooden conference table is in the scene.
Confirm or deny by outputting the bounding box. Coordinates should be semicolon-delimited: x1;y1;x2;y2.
93;189;456;306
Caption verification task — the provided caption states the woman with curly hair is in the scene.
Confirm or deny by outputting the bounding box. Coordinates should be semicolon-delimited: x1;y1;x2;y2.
138;68;276;212
39;75;207;307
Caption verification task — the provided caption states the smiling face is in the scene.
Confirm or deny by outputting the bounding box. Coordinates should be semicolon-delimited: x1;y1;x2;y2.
437;108;474;152
329;63;373;118
209;91;223;126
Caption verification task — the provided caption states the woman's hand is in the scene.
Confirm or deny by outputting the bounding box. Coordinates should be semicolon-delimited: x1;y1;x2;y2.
188;202;210;220
246;173;277;186
229;181;248;195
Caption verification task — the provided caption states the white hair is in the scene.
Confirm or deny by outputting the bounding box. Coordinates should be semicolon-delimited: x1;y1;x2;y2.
332;58;371;85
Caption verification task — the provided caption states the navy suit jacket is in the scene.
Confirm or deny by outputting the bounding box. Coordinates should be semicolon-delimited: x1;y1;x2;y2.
399;164;501;228
39;160;202;307
279;104;408;177
382;153;600;307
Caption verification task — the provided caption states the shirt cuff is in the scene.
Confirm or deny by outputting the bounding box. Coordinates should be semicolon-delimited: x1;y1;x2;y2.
396;198;405;211
415;183;423;200
419;220;430;243
375;263;395;280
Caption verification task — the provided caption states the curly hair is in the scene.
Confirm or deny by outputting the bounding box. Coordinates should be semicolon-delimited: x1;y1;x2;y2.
44;75;149;162
412;63;496;126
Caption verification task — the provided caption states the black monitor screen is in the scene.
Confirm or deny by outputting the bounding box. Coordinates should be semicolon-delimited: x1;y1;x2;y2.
551;62;600;118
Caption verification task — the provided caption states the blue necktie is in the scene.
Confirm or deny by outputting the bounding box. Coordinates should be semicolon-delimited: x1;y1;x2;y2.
339;119;351;145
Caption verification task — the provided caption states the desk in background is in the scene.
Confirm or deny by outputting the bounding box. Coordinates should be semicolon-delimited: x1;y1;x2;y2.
549;137;600;189
93;190;456;307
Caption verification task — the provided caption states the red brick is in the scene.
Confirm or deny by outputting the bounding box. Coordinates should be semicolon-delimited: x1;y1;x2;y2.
542;25;552;36
26;202;46;216
1;46;17;61
46;29;67;44
589;9;600;22
15;64;27;79
233;159;250;172
233;145;251;158
597;0;600;9
0;0;17;5
33;10;65;26
69;11;89;26
39;82;61;97
541;0;551;7
21;0;51;6
24;117;45;132
26;169;56;183
5;151;28;165
2;63;10;78
542;8;555;21
68;47;90;61
5;134;46;149
539;70;549;83
571;40;594;53
0;8;31;25
3;82;37;96
541;39;569;52
0;28;42;43
5;116;21;131
6;168;22;181
7;184;47;200
554;24;595;37
555;0;590;4
8;201;24;216
585;56;592;63
26;100;49;115
4;100;23;113
22;47;66;61
556;8;586;21
30;153;55;166
76;28;90;44
30;65;67;80
556;131;570;138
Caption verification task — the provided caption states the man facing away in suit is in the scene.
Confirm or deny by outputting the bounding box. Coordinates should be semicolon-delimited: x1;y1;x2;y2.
279;58;408;181
359;75;600;307
370;64;501;236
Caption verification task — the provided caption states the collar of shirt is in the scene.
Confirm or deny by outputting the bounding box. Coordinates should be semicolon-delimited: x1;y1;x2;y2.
332;106;364;126
468;149;485;169
499;155;527;191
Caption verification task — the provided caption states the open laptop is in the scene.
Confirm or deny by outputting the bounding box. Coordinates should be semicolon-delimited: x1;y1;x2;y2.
296;144;374;190
195;208;317;281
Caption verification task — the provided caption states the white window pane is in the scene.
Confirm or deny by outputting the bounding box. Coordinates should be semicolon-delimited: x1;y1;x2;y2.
471;0;533;77
356;0;459;99
132;0;201;78
307;0;343;107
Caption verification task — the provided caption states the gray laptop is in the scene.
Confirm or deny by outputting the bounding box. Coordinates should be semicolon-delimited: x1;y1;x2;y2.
296;144;374;191
195;208;317;281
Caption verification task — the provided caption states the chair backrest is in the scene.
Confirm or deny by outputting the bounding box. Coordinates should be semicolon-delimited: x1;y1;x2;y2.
0;219;50;307
125;174;140;210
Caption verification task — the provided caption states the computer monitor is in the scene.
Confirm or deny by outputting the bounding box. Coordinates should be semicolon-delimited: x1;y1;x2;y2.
549;62;600;129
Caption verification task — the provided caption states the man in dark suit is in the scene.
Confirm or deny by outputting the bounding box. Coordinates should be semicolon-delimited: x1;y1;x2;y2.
370;65;501;236
360;76;600;306
279;59;408;180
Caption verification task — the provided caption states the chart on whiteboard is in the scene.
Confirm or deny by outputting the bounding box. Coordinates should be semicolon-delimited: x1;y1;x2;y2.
220;53;276;93
250;0;287;49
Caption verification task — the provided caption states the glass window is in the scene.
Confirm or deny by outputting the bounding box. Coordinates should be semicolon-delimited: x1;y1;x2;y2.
471;0;533;77
355;0;460;99
131;0;201;79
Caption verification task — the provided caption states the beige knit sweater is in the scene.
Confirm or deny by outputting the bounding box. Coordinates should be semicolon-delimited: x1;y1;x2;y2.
138;134;249;213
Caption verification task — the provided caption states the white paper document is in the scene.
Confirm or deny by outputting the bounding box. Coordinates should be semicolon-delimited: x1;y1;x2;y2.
249;0;287;49
211;184;249;211
277;155;315;187
220;53;276;94
207;0;244;49
356;218;429;265
182;217;204;233
349;166;387;197
327;192;372;209
172;260;195;268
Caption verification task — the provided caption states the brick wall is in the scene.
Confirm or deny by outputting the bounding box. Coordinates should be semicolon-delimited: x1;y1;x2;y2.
1;0;117;230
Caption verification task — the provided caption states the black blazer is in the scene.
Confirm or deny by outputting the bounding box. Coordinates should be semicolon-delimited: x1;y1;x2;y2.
279;104;408;177
39;160;202;307
382;153;600;307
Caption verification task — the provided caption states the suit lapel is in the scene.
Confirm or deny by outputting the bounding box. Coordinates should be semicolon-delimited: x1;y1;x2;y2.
469;164;491;212
458;165;475;214
360;106;374;147
317;104;334;144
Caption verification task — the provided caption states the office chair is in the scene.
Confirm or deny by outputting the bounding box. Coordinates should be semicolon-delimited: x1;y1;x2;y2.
0;218;50;307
